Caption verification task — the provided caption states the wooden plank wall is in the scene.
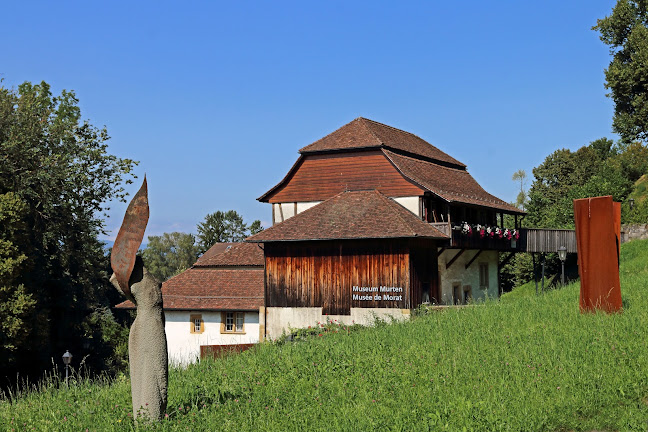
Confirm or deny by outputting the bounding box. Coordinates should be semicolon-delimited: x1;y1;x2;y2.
267;150;424;203
521;229;577;253
264;240;411;315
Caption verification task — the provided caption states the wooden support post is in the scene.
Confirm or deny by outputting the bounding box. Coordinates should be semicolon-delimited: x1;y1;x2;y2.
437;247;446;257
500;252;515;267
497;252;515;297
465;250;482;269
446;249;465;269
541;253;546;293
533;253;538;295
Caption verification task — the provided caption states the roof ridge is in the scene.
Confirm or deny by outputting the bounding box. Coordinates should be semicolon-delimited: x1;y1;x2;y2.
361;117;420;140
357;117;386;146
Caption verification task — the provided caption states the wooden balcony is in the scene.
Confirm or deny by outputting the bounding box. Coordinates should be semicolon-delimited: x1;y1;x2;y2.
430;223;577;253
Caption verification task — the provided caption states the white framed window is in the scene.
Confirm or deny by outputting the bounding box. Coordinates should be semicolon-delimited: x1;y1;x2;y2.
190;314;204;334
221;312;245;334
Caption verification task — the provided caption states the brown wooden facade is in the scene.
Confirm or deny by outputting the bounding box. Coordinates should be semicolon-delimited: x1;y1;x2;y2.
264;239;439;315
267;150;424;203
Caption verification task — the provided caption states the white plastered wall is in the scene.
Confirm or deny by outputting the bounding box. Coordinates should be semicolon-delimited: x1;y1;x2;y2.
392;196;421;217
296;201;321;213
437;249;499;304
165;311;260;365
273;202;322;224
264;307;410;340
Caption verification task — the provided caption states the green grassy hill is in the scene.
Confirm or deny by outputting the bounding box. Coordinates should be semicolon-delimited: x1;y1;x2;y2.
629;174;648;205
3;240;648;431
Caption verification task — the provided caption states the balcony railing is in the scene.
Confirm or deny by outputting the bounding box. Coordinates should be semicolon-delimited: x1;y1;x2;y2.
430;222;577;253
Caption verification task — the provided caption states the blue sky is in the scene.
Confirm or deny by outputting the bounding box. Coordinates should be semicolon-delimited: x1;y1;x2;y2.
2;1;618;240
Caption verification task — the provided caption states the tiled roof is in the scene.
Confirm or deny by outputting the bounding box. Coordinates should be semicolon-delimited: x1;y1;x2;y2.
299;117;466;168
246;190;449;242
194;242;264;267
115;268;264;311
195;242;235;263
384;150;524;214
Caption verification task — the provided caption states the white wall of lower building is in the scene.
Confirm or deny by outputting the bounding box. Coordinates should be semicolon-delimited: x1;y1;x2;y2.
392;196;421;217
437;249;499;304
264;307;410;340
165;310;260;365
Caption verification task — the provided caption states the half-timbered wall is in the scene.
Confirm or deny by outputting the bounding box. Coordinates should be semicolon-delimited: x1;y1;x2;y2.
264;240;413;315
267;150;424;203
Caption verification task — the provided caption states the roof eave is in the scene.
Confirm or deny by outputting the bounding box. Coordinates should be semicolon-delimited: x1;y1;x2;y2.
257;155;304;202
246;234;449;243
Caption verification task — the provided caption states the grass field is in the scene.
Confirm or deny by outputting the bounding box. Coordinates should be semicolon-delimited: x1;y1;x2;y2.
2;239;648;431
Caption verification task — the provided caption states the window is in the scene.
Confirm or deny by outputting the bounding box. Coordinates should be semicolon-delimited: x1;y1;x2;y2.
479;263;489;290
190;314;204;334
221;312;245;334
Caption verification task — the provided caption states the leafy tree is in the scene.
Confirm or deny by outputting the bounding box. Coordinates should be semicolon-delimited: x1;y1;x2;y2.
0;192;35;365
525;138;635;229
249;219;264;235
0;81;136;378
612;141;648;181
141;232;200;281
196;210;263;253
594;0;648;142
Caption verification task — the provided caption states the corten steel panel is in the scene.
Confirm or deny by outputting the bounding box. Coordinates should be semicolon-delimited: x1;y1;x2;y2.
200;344;255;359
573;196;622;313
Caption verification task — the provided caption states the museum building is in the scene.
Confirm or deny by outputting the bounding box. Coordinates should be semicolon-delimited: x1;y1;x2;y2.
247;117;525;339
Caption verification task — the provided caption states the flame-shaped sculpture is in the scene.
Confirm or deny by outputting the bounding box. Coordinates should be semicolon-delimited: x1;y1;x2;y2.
111;177;149;297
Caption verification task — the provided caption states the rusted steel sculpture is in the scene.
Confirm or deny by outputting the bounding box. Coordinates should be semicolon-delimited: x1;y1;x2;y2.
573;195;622;313
110;177;168;420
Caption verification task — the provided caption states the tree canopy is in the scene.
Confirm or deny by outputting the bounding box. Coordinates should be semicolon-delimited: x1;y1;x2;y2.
141;210;264;278
196;210;263;254
0;81;136;377
141;232;200;281
594;0;648;142
526;137;647;229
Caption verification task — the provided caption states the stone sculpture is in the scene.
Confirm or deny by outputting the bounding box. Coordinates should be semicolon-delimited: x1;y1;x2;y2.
110;177;168;420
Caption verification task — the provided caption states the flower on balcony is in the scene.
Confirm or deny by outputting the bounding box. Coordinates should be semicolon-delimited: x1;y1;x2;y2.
454;223;520;242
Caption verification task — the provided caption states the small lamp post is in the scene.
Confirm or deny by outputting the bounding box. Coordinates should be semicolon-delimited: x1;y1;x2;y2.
62;350;72;384
629;198;635;210
557;246;567;286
